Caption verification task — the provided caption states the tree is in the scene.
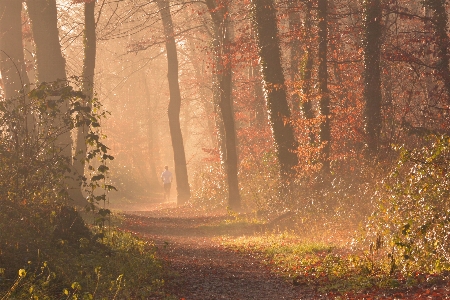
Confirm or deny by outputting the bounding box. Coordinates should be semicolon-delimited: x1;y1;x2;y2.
205;0;241;211
318;0;330;172
73;0;97;201
200;3;228;172
0;0;33;140
0;1;30;100
288;0;302;114
26;0;88;206
422;0;450;102
251;0;299;182
26;0;66;83
301;0;315;144
157;0;191;205
362;0;382;155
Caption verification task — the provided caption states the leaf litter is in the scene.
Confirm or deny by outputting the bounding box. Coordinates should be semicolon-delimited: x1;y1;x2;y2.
118;203;450;299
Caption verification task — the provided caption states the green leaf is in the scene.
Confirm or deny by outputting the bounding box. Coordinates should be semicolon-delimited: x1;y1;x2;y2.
102;154;114;160
105;184;117;191
91;174;105;181
98;208;111;217
97;165;109;173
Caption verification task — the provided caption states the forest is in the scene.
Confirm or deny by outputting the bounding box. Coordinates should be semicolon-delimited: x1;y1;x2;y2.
0;0;450;298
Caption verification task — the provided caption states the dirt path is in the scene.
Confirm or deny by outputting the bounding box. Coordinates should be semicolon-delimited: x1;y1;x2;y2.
120;205;309;300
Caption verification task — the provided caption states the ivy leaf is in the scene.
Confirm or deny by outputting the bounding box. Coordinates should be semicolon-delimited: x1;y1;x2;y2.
97;165;109;173
91;174;105;181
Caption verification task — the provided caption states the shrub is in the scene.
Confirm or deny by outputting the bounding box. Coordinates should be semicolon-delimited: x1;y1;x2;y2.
0;81;166;299
366;135;450;274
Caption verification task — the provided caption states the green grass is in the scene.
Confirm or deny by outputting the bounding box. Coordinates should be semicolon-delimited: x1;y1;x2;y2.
219;231;400;295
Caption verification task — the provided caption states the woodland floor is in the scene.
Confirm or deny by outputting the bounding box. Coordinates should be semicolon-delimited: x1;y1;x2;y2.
118;202;450;300
119;202;310;300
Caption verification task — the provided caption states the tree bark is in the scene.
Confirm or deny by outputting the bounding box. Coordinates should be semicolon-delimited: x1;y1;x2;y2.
0;0;33;139
26;0;66;83
301;0;315;144
0;1;29;100
251;0;299;181
288;0;301;114
252;64;266;127
318;0;330;172
362;0;382;155
27;0;87;205
73;0;97;202
206;0;241;211
422;0;450;103
157;0;191;205
27;0;69;156
209;18;228;172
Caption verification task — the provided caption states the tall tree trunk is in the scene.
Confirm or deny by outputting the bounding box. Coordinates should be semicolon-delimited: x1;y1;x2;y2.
197;6;227;169
252;64;266;126
0;0;33;137
157;0;191;205
210;22;227;172
318;0;330;172
73;0;97;202
422;0;450;103
302;0;315;144
27;0;86;205
26;0;68;152
288;0;301;114
0;1;30;99
362;0;382;155
250;27;266;127
206;0;241;211
26;0;66;82
251;0;299;182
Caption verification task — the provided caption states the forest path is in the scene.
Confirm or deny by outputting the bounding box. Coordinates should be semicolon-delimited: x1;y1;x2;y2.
119;203;308;300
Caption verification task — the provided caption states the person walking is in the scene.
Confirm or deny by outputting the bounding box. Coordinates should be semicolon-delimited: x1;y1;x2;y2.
161;165;173;201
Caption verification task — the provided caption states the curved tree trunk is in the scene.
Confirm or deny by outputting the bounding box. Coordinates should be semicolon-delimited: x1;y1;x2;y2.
363;0;382;155
157;0;191;205
206;0;241;211
251;0;299;182
318;0;330;173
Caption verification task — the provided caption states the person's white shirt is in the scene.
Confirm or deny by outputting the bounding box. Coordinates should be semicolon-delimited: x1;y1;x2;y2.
161;170;172;184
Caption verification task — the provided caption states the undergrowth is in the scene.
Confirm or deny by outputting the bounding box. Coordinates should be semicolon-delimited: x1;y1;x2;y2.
204;135;450;296
0;81;169;299
0;202;167;299
220;228;449;297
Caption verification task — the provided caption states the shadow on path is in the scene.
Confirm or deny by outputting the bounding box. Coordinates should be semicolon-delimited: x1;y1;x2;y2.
119;210;309;299
121;213;265;238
